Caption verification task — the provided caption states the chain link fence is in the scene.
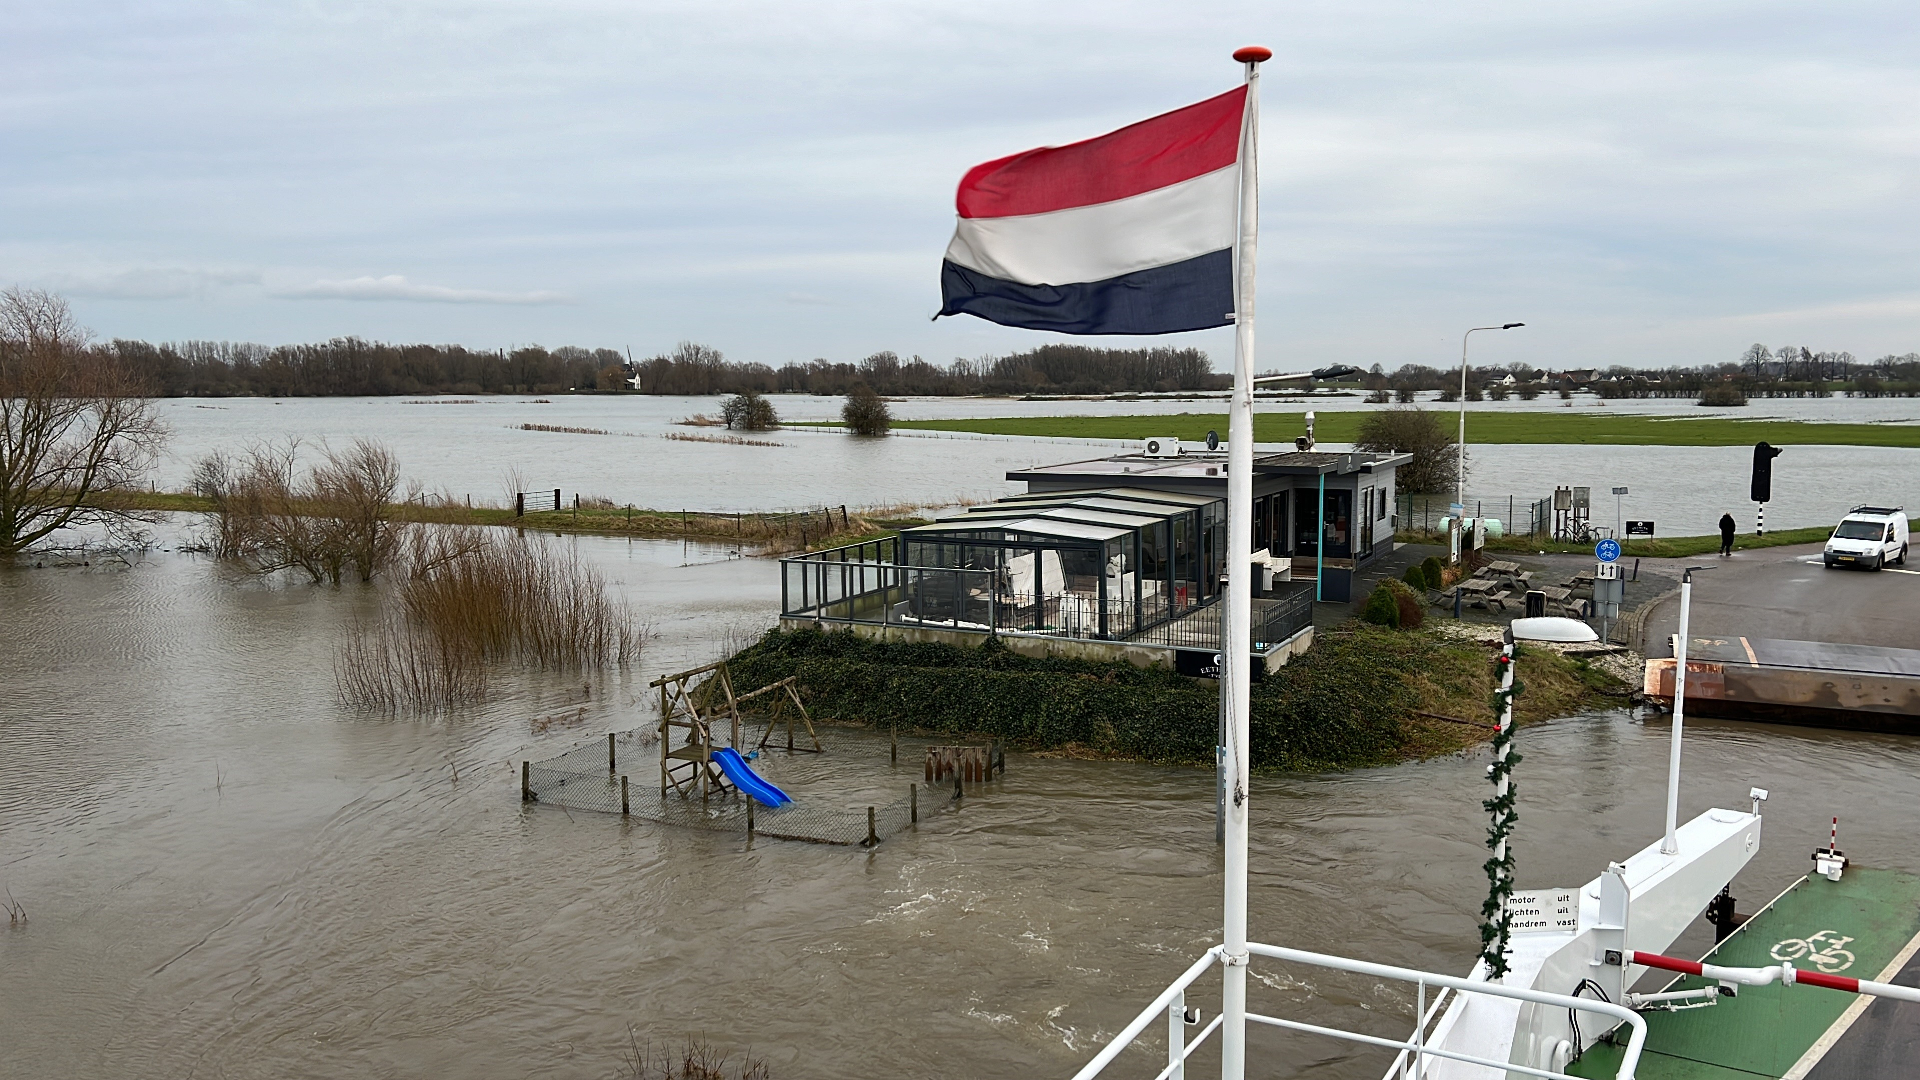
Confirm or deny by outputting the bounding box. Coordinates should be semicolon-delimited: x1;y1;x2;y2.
521;728;925;846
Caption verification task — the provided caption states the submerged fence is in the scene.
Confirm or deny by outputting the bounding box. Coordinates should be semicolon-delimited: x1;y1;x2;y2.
521;728;952;846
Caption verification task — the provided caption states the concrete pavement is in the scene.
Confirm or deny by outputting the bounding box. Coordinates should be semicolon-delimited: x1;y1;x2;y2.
1639;543;1920;660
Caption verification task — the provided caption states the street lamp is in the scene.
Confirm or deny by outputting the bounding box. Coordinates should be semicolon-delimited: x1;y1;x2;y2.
1457;323;1525;516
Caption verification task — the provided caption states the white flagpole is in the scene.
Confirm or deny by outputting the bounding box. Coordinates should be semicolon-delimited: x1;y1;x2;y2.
1221;43;1268;1080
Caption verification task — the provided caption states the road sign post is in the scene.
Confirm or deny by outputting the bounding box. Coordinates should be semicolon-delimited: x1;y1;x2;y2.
1596;538;1621;564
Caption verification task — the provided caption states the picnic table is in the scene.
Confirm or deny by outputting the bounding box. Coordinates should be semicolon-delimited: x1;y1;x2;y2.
1535;585;1583;618
1453;576;1511;611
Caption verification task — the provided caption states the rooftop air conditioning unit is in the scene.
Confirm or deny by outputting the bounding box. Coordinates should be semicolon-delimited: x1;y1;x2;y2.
1143;437;1182;458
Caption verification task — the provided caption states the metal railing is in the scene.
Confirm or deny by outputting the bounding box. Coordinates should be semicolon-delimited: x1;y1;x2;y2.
1069;942;1647;1080
782;544;1313;653
1397;494;1554;538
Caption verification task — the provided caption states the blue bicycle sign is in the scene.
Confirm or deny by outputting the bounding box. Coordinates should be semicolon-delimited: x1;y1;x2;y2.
1595;538;1621;563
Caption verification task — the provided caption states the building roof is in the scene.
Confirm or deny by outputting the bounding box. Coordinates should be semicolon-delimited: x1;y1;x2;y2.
900;485;1223;547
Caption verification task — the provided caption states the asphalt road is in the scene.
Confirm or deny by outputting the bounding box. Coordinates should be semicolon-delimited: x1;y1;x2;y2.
1640;543;1920;659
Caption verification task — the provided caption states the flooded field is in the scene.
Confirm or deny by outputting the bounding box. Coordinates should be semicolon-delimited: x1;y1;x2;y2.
144;394;1920;535
6;535;1920;1079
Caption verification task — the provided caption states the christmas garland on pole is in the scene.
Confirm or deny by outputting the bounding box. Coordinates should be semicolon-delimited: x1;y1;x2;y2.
1479;638;1523;978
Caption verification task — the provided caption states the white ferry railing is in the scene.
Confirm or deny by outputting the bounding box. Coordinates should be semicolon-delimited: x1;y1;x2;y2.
1070;942;1648;1080
1379;983;1453;1080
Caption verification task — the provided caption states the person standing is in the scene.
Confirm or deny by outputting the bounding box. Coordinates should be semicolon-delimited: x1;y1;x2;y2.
1719;511;1737;556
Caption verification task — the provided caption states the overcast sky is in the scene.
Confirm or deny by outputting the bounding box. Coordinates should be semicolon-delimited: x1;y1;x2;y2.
5;1;1916;372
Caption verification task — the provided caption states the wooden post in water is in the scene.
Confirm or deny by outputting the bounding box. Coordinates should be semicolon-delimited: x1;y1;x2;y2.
865;806;877;847
910;783;917;823
890;728;897;763
608;732;616;773
747;797;755;839
953;772;963;801
521;761;531;802
621;775;629;815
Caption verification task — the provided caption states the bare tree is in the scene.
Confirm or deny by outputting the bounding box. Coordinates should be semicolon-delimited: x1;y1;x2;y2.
1353;407;1459;494
0;288;166;555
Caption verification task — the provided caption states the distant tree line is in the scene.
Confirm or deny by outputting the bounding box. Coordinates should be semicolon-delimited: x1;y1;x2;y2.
99;335;1216;398
1361;346;1920;400
628;342;1214;396
105;338;627;397
79;322;1920;402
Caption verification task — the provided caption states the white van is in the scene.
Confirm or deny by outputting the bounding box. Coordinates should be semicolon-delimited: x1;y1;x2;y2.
1823;505;1909;570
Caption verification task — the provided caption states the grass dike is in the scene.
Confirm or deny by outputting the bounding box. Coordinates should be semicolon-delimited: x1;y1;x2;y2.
724;624;1626;772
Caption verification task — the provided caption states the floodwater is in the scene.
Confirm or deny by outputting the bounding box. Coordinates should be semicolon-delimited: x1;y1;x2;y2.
7;535;1920;1079
145;394;1920;534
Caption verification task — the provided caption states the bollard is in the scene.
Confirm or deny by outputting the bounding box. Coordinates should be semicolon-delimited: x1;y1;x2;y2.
621;774;629;816
521;761;532;802
608;732;616;774
865;806;877;847
910;783;918;823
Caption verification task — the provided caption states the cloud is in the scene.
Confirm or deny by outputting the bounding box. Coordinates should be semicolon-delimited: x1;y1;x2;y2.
271;275;570;305
44;267;262;300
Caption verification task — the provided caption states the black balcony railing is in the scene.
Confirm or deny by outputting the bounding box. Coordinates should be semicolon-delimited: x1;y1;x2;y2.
780;543;1313;653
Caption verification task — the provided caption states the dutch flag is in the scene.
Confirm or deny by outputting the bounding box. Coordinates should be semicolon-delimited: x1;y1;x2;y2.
936;86;1249;336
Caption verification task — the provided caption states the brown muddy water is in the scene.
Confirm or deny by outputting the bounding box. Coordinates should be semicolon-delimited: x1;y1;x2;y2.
5;535;1920;1080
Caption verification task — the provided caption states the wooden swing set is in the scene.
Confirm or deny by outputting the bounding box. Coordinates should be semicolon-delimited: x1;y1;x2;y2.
652;660;821;802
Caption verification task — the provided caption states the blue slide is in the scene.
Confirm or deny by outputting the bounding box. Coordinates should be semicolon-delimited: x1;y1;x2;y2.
711;747;793;807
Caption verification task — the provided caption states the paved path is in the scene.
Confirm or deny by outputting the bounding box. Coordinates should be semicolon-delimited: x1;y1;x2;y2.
1638;543;1920;659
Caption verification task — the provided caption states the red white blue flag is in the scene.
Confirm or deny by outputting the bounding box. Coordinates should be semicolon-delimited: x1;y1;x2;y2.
937;86;1248;336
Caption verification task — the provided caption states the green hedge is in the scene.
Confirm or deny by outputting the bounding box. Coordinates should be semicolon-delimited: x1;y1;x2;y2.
725;627;1473;771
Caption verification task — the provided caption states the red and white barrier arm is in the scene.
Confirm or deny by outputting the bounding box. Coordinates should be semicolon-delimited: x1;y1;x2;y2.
1628;951;1920;1004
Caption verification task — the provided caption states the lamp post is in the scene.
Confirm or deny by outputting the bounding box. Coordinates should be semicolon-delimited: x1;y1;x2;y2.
1457;323;1524;516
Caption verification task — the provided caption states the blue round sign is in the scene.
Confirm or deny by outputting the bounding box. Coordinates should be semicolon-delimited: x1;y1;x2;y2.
1596;538;1621;563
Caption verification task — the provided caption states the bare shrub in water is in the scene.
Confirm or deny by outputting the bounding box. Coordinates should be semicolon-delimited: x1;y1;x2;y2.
194;438;408;583
618;1029;771;1080
336;526;642;710
335;610;489;711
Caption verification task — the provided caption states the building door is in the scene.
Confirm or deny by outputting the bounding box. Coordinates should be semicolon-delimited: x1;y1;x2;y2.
1324;489;1353;560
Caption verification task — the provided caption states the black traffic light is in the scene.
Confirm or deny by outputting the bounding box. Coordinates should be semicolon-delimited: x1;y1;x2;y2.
1750;441;1783;502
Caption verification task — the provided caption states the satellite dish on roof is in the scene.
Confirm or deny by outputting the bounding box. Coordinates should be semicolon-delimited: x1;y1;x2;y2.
1205;430;1220;451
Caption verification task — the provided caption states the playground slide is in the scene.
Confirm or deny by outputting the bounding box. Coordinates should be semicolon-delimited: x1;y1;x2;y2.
710;747;793;807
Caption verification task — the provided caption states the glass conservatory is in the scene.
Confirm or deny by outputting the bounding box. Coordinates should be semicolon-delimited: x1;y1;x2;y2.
879;488;1221;638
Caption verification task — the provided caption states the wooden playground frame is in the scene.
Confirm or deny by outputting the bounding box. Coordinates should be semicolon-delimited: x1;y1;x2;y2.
652;661;821;802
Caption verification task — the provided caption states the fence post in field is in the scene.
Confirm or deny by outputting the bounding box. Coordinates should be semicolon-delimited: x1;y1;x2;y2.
516;492;525;517
553;488;560;511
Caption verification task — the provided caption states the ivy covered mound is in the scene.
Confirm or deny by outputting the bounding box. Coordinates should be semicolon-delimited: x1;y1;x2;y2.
725;627;1615;772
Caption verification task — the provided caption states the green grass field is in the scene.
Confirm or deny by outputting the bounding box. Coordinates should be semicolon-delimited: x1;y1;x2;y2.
876;410;1920;447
